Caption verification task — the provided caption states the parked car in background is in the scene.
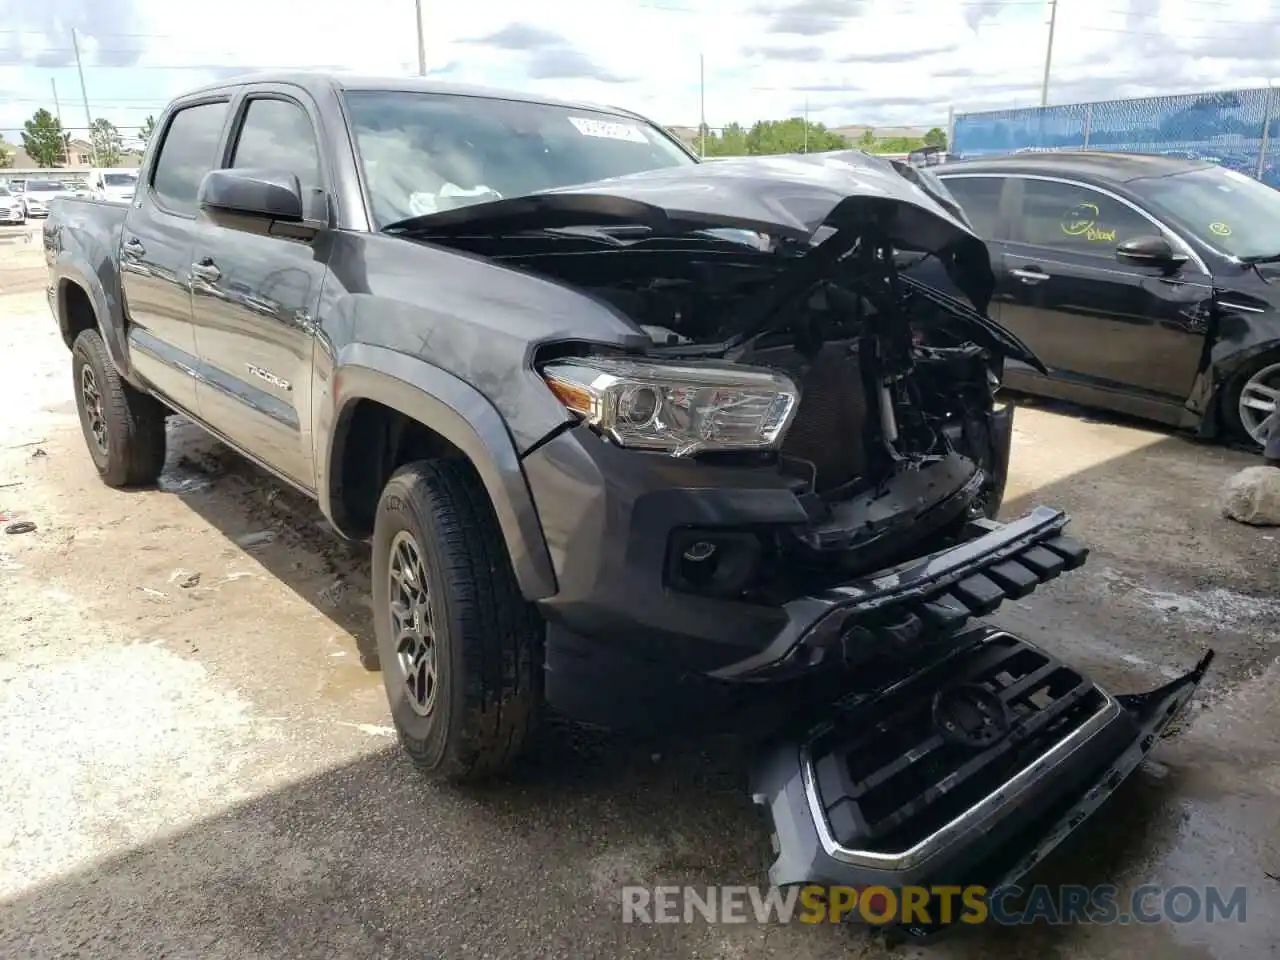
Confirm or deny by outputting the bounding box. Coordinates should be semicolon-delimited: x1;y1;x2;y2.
0;185;25;225
21;180;73;219
89;168;139;204
912;151;1280;450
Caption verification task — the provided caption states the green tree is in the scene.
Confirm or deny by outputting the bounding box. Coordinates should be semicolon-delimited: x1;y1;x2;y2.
741;118;849;156
138;115;157;145
923;127;948;149
856;128;877;151
90;117;123;166
21;109;66;167
0;134;13;169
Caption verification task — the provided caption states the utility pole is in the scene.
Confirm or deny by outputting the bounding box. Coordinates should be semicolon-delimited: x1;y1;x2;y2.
51;78;70;166
414;0;426;76
71;27;97;166
1040;0;1058;108
699;53;706;158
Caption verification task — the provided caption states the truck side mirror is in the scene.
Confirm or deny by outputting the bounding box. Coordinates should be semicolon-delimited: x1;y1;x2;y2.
198;168;304;223
1116;235;1188;274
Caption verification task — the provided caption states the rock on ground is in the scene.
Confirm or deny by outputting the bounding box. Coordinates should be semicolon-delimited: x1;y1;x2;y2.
1221;465;1280;526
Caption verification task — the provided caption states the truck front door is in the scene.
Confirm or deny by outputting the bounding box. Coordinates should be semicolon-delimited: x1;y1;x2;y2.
187;90;328;490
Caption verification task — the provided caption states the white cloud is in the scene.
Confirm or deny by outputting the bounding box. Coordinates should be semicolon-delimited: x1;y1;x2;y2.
1;0;1278;141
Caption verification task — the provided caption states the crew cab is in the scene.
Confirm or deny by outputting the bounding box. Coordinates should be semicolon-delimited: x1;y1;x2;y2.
42;74;1209;938
923;152;1280;449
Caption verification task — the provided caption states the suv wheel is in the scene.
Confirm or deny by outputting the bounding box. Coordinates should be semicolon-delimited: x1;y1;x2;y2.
372;458;543;782
71;328;167;487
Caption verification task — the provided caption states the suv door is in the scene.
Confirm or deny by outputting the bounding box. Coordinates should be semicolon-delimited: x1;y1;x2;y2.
120;98;231;413
188;90;329;489
996;176;1213;406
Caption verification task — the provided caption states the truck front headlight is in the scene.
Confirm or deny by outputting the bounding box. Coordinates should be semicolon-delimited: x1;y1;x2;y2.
541;356;800;457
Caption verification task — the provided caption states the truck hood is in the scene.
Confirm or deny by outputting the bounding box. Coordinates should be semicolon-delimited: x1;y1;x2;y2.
384;152;1039;366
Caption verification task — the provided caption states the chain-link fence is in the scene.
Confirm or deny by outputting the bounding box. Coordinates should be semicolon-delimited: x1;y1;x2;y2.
952;87;1280;187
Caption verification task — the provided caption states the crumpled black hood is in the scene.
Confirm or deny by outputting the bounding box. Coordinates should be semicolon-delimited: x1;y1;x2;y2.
384;152;993;301
384;151;1042;367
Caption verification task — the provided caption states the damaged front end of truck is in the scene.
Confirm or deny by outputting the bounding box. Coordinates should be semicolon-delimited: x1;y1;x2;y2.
386;150;1214;937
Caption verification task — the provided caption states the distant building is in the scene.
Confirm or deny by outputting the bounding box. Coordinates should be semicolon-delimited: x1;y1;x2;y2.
2;136;143;174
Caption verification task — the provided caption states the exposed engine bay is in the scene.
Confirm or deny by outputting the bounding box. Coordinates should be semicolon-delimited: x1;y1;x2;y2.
418;220;1015;586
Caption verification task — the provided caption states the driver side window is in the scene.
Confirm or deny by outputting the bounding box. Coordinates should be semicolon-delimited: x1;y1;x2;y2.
1018;179;1160;256
230;97;322;194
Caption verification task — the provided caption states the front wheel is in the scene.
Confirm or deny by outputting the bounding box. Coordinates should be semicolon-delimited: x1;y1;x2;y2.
371;458;544;783
71;328;167;487
1223;353;1280;450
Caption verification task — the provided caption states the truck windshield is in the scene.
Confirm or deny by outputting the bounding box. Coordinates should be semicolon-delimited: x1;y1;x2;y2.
342;90;695;228
26;181;64;193
103;173;137;187
1129;165;1280;260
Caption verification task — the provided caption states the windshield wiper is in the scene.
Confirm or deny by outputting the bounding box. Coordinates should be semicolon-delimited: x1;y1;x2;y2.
1238;253;1280;265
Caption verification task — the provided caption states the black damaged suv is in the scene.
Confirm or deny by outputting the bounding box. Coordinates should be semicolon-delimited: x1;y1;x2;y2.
42;73;1211;937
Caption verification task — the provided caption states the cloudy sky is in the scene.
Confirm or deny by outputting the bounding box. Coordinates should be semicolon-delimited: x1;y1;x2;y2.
0;0;1277;142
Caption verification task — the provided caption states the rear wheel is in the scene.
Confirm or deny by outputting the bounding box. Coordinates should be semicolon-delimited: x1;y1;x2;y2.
71;328;167;487
1223;352;1280;449
371;458;544;783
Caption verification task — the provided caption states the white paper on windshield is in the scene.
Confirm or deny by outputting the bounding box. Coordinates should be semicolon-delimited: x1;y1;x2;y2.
567;116;649;143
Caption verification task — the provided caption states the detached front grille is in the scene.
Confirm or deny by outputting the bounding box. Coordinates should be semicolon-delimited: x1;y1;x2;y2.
807;632;1110;857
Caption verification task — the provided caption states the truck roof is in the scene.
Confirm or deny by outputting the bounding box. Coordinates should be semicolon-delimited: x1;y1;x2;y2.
175;71;647;122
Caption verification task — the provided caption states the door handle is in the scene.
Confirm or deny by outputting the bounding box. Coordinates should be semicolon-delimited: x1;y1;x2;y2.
1010;267;1050;284
190;259;221;283
122;237;145;257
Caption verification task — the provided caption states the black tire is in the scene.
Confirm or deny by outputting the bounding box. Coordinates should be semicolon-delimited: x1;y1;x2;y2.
71;328;167;487
1221;350;1280;449
372;458;544;782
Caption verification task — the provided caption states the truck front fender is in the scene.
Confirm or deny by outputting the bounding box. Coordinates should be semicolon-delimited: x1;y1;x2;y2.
321;344;558;601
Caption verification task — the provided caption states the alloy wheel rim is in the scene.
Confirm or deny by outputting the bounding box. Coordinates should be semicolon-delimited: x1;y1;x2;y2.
80;365;108;455
388;530;438;716
1238;362;1280;445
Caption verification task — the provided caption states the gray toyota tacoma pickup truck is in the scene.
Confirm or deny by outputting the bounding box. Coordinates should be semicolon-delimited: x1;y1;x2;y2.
43;73;1211;937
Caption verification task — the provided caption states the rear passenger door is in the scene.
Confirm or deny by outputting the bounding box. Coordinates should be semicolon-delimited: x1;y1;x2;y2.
188;89;330;490
915;173;1013;318
120;97;231;413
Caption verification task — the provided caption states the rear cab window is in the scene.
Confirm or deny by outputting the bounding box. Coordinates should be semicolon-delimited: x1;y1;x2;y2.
150;100;231;216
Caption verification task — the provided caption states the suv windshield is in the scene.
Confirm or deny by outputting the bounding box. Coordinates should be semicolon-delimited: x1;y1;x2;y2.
343;90;695;228
1130;165;1280;260
26;181;64;193
103;173;137;187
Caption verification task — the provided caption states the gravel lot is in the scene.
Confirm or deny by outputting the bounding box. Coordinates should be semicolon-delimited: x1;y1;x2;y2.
1;222;1277;959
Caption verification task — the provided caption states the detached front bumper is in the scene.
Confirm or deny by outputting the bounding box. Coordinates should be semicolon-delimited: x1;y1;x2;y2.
751;627;1213;938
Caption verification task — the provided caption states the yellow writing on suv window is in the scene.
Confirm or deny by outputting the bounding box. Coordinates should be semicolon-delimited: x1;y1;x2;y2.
1210;221;1232;237
1060;201;1116;242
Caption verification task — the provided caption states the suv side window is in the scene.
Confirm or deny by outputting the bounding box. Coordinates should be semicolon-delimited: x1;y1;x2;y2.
229;97;322;193
1018;179;1157;255
939;176;1003;237
151;101;230;216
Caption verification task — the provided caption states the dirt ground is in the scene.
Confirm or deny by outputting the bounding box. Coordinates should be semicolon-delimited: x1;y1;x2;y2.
0;222;1277;959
